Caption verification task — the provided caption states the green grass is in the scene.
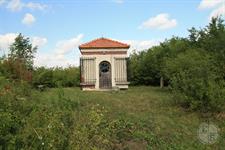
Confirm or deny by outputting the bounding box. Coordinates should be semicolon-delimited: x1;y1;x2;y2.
33;86;225;150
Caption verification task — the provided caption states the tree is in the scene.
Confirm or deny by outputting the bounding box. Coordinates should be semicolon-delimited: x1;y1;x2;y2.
198;17;225;79
8;33;37;70
128;17;225;112
164;49;225;112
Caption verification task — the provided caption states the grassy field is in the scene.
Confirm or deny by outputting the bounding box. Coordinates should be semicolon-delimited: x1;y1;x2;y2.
32;86;225;150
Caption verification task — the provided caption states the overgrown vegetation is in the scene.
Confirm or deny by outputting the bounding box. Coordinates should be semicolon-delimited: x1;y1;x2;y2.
0;34;80;89
32;67;80;88
0;33;80;149
1;18;225;149
129;17;225;112
2;86;225;149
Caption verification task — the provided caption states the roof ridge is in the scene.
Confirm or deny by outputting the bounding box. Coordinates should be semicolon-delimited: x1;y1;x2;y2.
79;37;130;49
102;37;129;47
79;37;103;47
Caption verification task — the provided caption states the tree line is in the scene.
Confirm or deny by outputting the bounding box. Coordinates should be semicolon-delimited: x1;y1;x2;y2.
128;17;225;112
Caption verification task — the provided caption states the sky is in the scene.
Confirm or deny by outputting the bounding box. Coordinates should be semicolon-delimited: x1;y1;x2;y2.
0;0;225;67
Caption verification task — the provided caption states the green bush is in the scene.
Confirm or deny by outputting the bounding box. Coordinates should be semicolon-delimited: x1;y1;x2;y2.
0;79;34;149
0;59;32;82
52;67;80;87
32;67;53;87
0;83;74;149
164;49;225;112
32;67;80;88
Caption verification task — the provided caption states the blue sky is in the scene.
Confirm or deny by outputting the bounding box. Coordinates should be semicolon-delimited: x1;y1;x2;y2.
0;0;225;67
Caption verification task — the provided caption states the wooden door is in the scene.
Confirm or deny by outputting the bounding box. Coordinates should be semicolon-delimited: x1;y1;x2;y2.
99;61;111;89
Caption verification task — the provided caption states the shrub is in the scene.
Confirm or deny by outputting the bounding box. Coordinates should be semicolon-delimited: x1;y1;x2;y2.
164;49;225;112
52;67;80;87
0;59;32;82
0;79;34;149
32;67;53;87
32;67;80;88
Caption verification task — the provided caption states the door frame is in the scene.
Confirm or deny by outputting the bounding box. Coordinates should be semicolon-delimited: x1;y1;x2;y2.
99;61;112;89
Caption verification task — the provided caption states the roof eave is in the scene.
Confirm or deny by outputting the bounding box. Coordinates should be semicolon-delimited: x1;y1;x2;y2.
79;46;130;50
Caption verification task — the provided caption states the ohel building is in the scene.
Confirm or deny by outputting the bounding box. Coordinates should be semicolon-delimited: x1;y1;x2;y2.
79;38;130;90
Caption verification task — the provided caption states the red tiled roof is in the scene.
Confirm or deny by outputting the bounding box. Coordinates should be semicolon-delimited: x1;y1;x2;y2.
79;37;130;49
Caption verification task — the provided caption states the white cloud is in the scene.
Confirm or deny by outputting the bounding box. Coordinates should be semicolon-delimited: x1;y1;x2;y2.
0;33;82;67
0;34;159;67
198;0;224;9
22;13;36;26
0;33;17;54
0;33;47;56
31;37;47;48
209;5;225;19
26;2;47;10
34;34;83;68
34;53;79;68
198;0;225;19
7;0;23;11
7;0;47;12
122;40;160;54
139;13;177;30
55;34;83;55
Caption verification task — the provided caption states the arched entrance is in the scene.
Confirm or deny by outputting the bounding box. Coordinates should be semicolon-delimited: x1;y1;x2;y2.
99;61;112;89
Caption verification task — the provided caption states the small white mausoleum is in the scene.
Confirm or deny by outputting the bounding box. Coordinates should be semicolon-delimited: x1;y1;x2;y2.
79;37;130;90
